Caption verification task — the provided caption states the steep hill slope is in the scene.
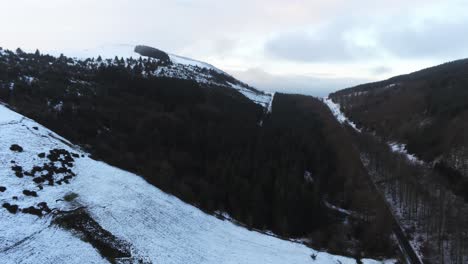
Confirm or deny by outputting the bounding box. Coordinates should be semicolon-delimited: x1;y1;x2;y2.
0;47;398;259
330;59;468;198
0;99;394;263
328;59;468;263
56;44;273;108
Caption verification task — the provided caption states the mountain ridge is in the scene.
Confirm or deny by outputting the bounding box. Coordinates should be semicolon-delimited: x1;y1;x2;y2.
0;45;273;109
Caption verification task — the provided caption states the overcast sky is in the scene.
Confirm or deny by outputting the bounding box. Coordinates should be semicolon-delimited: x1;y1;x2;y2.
1;0;467;96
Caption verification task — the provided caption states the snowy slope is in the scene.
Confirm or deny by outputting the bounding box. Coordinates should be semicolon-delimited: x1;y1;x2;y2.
323;97;424;164
57;45;273;109
322;97;360;132
168;54;224;74
0;104;394;264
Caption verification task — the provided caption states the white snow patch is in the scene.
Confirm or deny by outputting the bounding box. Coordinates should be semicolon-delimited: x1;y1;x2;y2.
230;83;272;108
323;97;361;132
53;101;63;112
345;91;368;97
267;92;276;113
22;76;36;85
0;104;23;124
382;83;397;89
169;54;223;74
324;201;353;216
388;142;424;165
304;171;314;184
324;201;367;220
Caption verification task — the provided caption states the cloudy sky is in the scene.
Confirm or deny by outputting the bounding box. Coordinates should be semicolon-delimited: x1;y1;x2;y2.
2;0;467;96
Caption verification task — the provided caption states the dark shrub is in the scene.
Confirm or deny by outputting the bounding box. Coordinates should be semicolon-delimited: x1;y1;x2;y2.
10;144;23;152
23;190;38;197
22;206;43;216
33;177;45;184
11;165;23;172
37;202;51;213
3;203;18;214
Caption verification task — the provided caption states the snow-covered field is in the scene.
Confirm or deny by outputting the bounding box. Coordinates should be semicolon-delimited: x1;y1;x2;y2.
0;104;394;263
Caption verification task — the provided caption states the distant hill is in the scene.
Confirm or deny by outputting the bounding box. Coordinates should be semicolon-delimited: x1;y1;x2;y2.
330;58;468;198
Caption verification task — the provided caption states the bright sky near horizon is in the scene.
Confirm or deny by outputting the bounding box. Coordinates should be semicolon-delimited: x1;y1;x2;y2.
1;0;467;96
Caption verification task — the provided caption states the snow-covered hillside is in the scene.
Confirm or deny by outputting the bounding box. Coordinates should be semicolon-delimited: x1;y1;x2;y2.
51;45;273;109
0;103;394;263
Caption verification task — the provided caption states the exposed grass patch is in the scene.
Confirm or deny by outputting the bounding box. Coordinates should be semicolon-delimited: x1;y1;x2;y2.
64;192;79;202
53;208;134;263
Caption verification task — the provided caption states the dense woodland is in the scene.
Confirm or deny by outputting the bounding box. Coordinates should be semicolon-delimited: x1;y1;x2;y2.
330;59;468;201
330;59;468;263
354;128;468;264
0;48;395;258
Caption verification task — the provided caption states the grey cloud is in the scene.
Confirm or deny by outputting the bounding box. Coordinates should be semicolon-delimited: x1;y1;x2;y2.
230;68;371;97
264;17;379;63
377;19;468;59
265;30;353;62
264;1;468;64
370;66;392;75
